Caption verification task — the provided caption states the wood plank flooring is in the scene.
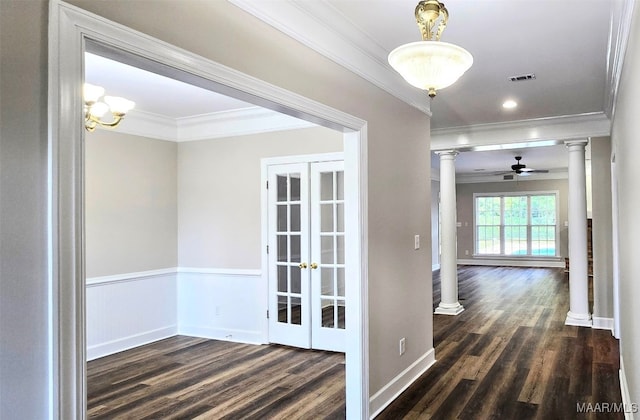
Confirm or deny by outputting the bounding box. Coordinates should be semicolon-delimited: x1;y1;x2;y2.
88;266;622;419
378;266;623;420
87;338;345;419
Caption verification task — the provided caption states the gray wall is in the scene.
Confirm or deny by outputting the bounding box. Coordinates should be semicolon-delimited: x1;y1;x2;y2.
177;126;343;268
456;179;569;258
431;180;440;269
610;3;640;407
0;2;49;418
86;130;178;277
589;136;614;320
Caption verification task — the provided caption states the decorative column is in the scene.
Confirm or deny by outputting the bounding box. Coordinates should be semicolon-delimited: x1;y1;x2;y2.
435;151;464;315
565;140;592;327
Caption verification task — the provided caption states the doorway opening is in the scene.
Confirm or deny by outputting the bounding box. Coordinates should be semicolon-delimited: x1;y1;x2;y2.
49;2;368;418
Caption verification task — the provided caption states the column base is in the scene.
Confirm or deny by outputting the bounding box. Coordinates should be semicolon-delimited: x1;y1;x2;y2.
565;311;592;327
435;302;464;316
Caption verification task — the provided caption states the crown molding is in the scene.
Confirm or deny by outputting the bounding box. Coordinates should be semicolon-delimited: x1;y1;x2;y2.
604;0;636;119
104;107;316;142
228;0;432;116
431;112;611;151
176;106;315;141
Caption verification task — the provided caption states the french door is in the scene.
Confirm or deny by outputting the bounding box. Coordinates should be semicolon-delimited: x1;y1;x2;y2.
267;160;345;352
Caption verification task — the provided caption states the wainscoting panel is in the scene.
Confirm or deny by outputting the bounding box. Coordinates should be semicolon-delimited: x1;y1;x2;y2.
86;270;178;361
177;268;266;344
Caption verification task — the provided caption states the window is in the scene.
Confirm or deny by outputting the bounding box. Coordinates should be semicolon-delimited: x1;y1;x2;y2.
475;192;557;257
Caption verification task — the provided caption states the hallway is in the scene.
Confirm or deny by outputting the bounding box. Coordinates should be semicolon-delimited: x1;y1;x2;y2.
379;266;623;419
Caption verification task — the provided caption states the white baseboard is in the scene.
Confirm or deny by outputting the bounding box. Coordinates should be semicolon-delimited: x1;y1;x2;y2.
432;263;440;271
620;355;636;420
178;325;264;345
457;258;565;268
369;348;436;418
592;317;614;332
87;325;177;361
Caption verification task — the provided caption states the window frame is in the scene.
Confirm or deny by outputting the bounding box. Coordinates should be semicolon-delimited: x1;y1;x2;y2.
473;190;560;258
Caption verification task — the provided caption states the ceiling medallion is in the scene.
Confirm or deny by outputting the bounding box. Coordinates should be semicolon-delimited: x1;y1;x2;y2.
388;0;473;98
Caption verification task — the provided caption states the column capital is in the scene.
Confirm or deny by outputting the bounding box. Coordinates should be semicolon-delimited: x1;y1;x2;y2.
436;150;459;159
564;139;589;149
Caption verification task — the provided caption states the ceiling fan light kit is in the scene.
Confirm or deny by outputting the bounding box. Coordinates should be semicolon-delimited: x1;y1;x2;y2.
388;0;473;98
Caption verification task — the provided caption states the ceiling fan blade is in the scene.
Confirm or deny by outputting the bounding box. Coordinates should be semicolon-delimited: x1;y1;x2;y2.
528;169;549;173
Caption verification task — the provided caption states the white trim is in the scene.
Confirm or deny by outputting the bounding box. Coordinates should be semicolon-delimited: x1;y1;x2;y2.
229;0;431;117
86;268;177;286
49;1;369;418
103;105;318;142
605;0;636;119
457;258;565;268
431;112;610;151
86;267;262;286
177;325;263;346
87;326;177;361
369;348;436;419
591;317;614;332
176;107;316;141
177;267;262;276
619;355;635;420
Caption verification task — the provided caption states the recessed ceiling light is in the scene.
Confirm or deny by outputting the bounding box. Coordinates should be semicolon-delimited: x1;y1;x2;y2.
502;99;518;109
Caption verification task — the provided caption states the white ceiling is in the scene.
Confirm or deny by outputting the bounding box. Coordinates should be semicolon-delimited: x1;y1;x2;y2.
86;0;626;178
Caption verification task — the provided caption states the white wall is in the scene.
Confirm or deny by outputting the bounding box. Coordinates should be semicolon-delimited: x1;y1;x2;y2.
610;2;640;410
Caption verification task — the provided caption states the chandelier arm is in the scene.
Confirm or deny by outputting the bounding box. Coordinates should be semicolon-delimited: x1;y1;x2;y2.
84;112;125;132
435;6;448;41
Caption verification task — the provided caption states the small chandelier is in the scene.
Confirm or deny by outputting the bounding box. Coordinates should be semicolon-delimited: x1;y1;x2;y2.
388;0;473;98
83;83;135;132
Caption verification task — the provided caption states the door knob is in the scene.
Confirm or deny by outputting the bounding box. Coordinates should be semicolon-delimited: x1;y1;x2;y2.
299;262;308;269
310;262;318;269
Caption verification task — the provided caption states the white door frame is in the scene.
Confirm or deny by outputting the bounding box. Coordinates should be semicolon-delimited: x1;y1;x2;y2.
261;153;345;350
48;2;369;419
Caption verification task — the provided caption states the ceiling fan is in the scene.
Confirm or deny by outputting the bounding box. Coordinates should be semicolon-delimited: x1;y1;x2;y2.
500;156;549;178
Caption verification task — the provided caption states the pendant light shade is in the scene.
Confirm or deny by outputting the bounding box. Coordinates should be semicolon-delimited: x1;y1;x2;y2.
388;0;472;98
388;41;473;98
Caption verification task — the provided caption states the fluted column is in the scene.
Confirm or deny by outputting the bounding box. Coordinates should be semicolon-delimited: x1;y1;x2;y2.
435;151;464;315
565;140;592;327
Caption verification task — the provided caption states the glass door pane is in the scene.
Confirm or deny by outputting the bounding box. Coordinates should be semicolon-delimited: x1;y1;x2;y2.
268;164;310;348
310;161;346;352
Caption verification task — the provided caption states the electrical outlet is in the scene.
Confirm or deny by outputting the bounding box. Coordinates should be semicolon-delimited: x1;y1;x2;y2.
215;306;220;316
399;337;406;356
465;250;469;256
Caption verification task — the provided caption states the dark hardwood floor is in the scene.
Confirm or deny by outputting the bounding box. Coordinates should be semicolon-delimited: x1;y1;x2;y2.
87;338;346;419
378;266;622;420
88;266;622;419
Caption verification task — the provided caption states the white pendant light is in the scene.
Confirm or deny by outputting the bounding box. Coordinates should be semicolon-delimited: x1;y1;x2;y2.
388;0;473;98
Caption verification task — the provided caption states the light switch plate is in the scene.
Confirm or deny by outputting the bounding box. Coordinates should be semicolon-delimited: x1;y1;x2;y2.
414;235;420;250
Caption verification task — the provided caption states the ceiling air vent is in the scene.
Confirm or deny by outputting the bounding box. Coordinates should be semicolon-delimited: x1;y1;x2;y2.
509;73;536;82
504;174;514;180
